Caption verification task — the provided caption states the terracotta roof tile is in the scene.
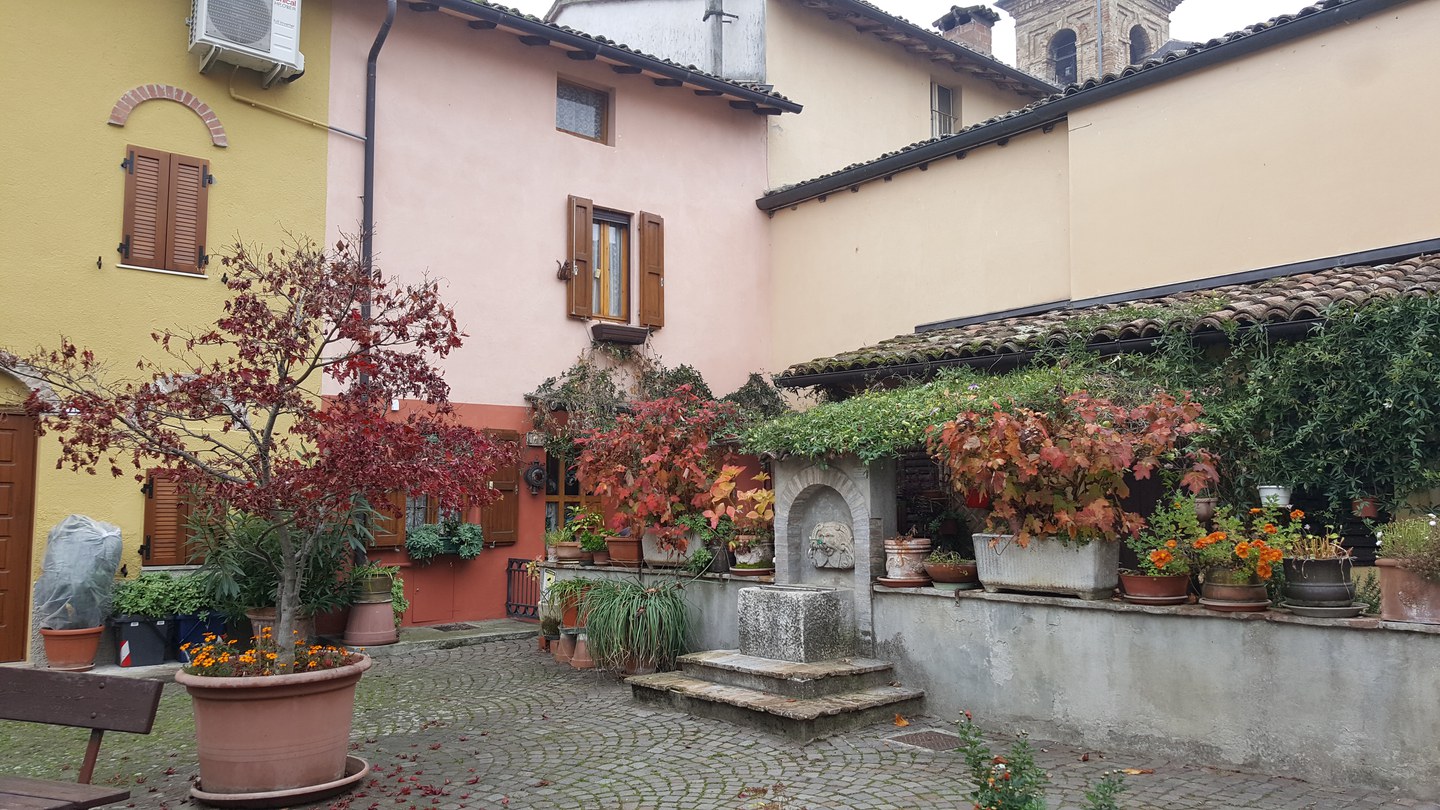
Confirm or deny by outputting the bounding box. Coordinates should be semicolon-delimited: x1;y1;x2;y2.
779;255;1440;382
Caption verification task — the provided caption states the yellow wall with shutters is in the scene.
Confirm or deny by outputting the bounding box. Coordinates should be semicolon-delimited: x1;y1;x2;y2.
0;0;332;661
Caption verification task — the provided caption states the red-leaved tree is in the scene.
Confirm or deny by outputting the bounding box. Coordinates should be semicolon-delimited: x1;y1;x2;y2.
0;239;514;659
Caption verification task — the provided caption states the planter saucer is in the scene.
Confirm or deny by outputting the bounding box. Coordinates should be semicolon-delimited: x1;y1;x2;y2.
729;566;775;577
1283;601;1366;619
876;577;931;588
1198;597;1272;612
1121;593;1190;606
190;755;369;808
931;582;982;592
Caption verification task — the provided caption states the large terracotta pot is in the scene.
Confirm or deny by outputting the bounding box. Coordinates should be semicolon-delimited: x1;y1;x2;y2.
1377;559;1440;624
1119;572;1190;605
40;626;103;672
605;536;642;569
343;599;398;646
559;586;592;629
176;654;372;796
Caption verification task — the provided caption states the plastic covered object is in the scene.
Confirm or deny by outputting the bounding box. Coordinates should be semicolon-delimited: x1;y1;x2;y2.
33;515;124;630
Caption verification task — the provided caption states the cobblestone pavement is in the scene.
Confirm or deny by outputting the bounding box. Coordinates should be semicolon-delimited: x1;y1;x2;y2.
1;639;1428;810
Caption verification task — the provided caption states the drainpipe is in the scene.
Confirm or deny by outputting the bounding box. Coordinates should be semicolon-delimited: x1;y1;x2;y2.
363;0;398;320
1095;0;1104;78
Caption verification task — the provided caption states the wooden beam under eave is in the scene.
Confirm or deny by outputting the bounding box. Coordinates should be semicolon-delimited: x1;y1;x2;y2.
752;107;782;116
653;77;684;87
729;100;757;110
567;50;597;60
851;20;885;32
467;19;497;29
612;65;643;74
518;35;550;46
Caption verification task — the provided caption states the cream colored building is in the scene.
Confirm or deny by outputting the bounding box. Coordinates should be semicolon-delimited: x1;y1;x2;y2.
549;0;1054;185
763;0;1436;379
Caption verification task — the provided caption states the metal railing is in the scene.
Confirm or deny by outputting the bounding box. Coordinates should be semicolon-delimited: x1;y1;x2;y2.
505;558;539;620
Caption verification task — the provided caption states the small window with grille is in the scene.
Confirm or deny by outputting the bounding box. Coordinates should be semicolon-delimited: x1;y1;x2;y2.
556;79;609;143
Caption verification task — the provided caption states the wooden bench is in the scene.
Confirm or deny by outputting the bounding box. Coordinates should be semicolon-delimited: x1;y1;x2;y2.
0;667;164;809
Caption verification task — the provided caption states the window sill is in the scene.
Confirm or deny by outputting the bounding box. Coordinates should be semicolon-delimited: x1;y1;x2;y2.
117;263;207;280
590;323;648;345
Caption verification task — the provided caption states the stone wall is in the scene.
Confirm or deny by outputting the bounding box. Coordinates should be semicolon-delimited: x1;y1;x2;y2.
871;586;1440;795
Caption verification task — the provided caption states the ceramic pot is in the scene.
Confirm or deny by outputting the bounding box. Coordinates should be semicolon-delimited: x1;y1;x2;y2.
605;536;642;569
1119;572;1190;605
591;549;610;566
246;607;316;644
1200;569;1270;612
559;587;591;629
731;536;775;575
972;534;1119;599
1282;557;1355;607
176;654;371;796
884;537;932;580
40;626;103;672
1257;486;1292;507
964;490;992;509
1194;497;1219;523
1377;559;1440;624
554;542;584;564
342;599;398;646
1352;497;1380;519
355;573;393;600
923;561;979;586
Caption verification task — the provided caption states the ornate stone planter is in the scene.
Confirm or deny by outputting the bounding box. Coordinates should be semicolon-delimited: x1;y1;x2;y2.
972;534;1119;599
879;536;931;586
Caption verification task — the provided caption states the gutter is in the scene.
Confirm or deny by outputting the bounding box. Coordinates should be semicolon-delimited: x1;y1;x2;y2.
427;0;802;113
363;0;398;319
775;319;1325;389
758;0;1408;212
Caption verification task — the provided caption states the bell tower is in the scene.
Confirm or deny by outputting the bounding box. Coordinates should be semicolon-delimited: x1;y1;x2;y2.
994;0;1184;85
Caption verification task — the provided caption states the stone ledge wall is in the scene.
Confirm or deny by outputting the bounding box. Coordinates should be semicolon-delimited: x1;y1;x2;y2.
872;588;1440;796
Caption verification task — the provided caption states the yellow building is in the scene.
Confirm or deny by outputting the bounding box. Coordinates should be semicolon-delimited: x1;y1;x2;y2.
0;0;333;663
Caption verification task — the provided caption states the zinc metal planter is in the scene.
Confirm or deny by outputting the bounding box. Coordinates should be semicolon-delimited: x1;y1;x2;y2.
972;534;1119;600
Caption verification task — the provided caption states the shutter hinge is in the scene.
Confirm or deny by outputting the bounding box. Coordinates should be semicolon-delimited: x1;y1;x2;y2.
198;246;209;267
202;167;215;186
118;236;131;260
140;479;153;497
139;537;151;560
121;151;134;173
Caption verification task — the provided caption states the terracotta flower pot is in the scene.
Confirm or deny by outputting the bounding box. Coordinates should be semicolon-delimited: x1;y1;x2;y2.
605;536;642;569
554;542;584;564
923;561;979;585
342;600;398;646
176;654;372;796
40;626;103;672
591;549;610;566
883;537;932;580
1200;569;1270;612
1377;559;1440;624
1119;572;1190;605
1352;497;1380;519
560;586;591;629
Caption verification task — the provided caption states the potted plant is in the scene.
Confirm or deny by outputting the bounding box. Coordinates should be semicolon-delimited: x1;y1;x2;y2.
568;507;610;565
539;615;561;651
405;518;485;565
32;516;123;672
2;238;512;801
1195;505;1291;611
1280;523;1360;617
583;576;690;674
111;572;182;667
677;511;734;574
1121;495;1204;605
704;465;776;576
1375;515;1440;624
928;390;1217;599
343;561;404;646
547;523;583;565
922;549;978;591
172;572;227;663
577;386;735;567
881;529;932;586
547;577;594;630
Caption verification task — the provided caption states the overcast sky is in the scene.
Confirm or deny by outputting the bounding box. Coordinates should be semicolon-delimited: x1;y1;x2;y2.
509;0;1314;68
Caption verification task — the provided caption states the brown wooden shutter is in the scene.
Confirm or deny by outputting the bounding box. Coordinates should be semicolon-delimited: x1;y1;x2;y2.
567;195;594;318
165;153;210;274
638;212;665;329
479;431;520;546
370;491;407;548
142;470;192;566
121;146;171;270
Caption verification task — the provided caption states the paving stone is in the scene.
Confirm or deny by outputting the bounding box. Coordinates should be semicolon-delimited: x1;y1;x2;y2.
0;638;1421;808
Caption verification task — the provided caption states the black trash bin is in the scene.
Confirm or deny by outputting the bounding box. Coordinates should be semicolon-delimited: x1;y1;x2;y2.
112;615;175;666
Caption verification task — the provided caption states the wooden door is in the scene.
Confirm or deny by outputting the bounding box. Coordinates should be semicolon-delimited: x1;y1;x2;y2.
0;413;37;663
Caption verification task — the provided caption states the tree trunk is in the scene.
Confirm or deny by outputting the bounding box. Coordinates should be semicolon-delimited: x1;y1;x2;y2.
273;523;303;668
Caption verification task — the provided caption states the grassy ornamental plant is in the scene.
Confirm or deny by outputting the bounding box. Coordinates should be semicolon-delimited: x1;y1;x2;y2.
582;577;690;671
928;391;1217;547
1;238;514;665
1377;515;1440;580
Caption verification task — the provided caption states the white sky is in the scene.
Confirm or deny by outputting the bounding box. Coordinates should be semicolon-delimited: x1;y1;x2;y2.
507;0;1314;68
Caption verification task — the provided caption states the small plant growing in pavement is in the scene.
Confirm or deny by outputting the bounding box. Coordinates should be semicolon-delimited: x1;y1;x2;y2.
956;712;1125;810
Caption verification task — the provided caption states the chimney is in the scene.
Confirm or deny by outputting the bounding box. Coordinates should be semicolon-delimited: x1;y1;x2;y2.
933;5;999;55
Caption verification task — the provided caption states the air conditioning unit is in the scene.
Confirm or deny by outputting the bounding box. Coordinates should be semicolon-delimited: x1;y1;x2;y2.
189;0;304;88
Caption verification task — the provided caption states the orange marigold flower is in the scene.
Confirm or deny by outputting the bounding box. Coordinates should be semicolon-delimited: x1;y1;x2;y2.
1149;549;1174;569
1263;523;1279;534
1235;541;1252;558
1165;539;1178;549
1250;508;1263;514
1290;509;1305;520
1257;562;1273;579
1262;548;1283;563
1213;531;1226;541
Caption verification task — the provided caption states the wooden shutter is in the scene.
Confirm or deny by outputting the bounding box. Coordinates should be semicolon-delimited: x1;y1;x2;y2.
370;490;408;548
638;212;665;329
479;431;520;546
121;146;171;270
567;195;594;318
165;153;210;275
142;470;192;566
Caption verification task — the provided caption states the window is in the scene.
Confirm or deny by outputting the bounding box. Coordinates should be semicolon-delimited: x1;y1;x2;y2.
556;80;608;142
931;83;956;138
565;196;665;328
544;451;599;532
405;495;436;530
592;210;629;321
1049;29;1078;85
1129;25;1151;65
119;145;211;274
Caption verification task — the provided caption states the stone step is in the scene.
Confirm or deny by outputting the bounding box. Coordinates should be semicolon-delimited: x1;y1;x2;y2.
628;671;925;743
678;650;900;699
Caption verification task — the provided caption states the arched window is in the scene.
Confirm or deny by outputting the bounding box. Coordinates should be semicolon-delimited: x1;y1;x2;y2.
1049;29;1078;84
1129;25;1151;64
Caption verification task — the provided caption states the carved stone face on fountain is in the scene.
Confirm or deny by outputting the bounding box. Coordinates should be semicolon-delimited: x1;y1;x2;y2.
808;520;855;570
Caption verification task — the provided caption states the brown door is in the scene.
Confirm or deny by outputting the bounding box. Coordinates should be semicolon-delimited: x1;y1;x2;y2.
0;413;37;663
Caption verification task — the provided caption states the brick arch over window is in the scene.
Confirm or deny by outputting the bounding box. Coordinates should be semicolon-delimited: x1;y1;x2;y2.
107;85;229;148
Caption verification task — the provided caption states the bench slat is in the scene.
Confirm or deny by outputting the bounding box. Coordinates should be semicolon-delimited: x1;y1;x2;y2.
0;776;130;809
0;669;164;734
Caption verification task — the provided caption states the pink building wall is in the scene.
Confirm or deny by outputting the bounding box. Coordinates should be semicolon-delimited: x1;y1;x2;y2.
324;4;775;623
